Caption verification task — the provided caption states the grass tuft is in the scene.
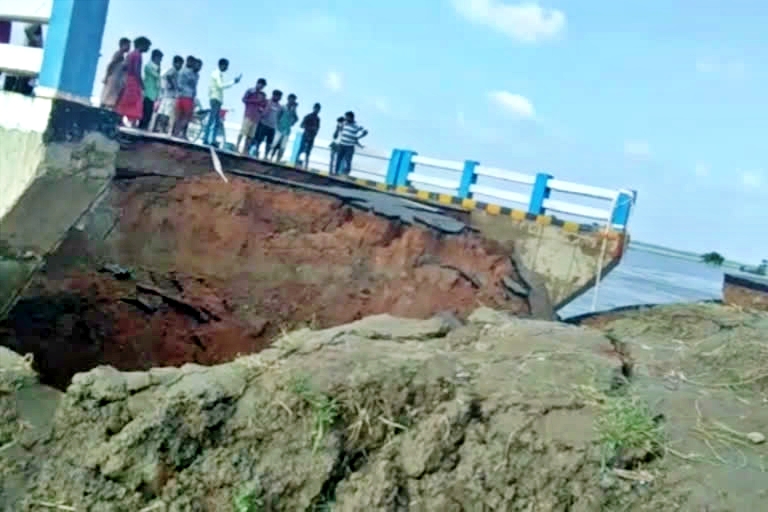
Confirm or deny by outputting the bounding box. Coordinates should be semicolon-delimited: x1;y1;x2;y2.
290;374;340;453
595;393;664;469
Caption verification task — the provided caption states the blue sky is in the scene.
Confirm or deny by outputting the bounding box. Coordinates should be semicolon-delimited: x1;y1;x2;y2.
94;0;767;263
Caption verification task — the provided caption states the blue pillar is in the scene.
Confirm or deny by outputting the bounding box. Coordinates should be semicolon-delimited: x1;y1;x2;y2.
458;160;479;199
38;0;110;101
528;173;552;215
610;190;637;228
395;150;417;187
385;149;402;186
289;131;304;166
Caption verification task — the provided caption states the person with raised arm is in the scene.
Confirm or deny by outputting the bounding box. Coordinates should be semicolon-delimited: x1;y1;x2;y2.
204;58;241;146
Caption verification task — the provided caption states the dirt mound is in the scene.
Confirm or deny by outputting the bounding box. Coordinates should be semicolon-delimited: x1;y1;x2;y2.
2;304;767;510
1;175;533;389
583;303;768;510
0;310;651;511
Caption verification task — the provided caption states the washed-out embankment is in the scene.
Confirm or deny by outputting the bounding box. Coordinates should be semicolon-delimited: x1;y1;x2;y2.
0;143;541;390
2;142;767;511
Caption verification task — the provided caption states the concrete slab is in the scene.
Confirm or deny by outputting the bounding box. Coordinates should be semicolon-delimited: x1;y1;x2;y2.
0;91;120;318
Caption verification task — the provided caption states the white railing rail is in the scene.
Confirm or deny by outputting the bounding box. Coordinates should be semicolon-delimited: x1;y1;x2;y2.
0;1;51;76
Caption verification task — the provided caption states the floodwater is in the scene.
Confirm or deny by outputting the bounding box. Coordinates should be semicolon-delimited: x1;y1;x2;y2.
559;247;724;318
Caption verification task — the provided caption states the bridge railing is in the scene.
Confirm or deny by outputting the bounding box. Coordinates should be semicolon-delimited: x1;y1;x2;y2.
286;131;636;230
3;0;637;232
0;1;50;77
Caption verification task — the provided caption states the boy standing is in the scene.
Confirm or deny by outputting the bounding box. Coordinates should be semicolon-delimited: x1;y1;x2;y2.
329;116;345;174
252;89;283;158
155;55;184;134
238;78;267;154
139;49;162;130
335;111;368;176
297;103;321;169
204;58;241;146
270;93;299;162
173;56;199;138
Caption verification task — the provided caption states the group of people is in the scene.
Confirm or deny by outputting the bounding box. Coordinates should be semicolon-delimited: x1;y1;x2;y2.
98;36;369;175
100;37;214;141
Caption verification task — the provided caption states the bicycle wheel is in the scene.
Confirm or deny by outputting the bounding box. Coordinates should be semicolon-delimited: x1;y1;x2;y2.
187;114;204;143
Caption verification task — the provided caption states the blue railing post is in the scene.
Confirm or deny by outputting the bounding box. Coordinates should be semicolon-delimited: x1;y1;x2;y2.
610;190;637;228
528;173;552;215
385;149;402;186
289;131;303;166
38;0;110;102
396;150;417;187
458;160;479;198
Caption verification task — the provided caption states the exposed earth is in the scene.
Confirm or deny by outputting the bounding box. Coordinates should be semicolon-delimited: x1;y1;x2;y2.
0;173;536;390
1;170;767;510
1;302;768;511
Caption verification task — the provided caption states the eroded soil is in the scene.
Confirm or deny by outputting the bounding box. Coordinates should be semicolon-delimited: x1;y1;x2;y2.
2;303;767;511
1;174;530;389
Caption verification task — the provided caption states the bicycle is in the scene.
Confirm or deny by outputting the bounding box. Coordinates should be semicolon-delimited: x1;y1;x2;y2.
187;108;229;147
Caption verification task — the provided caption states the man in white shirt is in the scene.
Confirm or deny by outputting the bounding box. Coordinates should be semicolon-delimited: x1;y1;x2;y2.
203;58;241;146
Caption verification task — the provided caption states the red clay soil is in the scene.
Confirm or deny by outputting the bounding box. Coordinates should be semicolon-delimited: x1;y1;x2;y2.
1;175;529;389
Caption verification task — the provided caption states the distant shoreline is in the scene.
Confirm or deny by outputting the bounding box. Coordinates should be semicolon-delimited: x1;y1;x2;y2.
629;240;747;269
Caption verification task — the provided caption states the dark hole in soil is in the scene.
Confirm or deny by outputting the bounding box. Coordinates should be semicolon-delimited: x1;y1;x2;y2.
0;293;111;390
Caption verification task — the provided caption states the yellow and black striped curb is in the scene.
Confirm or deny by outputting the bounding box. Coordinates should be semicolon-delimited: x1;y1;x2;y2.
121;133;622;239
301;167;621;237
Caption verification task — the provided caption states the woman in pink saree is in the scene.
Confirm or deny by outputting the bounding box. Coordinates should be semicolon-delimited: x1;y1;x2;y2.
115;37;152;126
101;38;131;109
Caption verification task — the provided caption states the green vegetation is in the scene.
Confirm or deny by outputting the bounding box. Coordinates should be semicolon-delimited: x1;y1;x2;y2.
233;486;263;512
291;374;339;453
595;393;664;469
701;251;725;266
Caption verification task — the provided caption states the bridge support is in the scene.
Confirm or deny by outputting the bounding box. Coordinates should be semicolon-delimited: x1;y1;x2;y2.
38;0;110;102
0;1;117;319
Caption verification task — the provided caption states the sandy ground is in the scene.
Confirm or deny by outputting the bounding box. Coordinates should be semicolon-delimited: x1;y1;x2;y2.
1;302;767;511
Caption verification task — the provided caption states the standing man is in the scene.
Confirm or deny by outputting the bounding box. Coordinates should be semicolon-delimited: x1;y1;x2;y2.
335;111;368;176
139;49;162;130
238;78;267;154
297;103;321;169
154;55;184;134
253;89;283;158
100;37;131;109
329;116;345;174
204;58;241;146
173;56;198;138
270;93;299;162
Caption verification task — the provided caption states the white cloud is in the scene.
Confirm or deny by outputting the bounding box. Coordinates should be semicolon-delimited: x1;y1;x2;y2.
623;140;651;159
488;91;535;118
452;0;566;43
742;171;763;188
325;71;342;92
694;162;710;177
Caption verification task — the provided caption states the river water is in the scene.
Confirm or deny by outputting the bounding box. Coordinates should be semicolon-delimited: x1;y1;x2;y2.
559;248;724;319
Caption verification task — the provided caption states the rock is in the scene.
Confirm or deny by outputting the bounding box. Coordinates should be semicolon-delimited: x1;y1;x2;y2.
468;307;515;325
747;431;765;444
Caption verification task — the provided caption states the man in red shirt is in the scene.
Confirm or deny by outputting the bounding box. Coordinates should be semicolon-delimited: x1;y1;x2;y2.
238;78;267;154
